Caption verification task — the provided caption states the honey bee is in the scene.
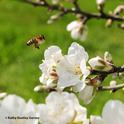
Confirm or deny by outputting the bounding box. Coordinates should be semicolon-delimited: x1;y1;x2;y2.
26;35;45;49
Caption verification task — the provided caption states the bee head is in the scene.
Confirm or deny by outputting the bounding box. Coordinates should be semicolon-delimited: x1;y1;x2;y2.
39;35;45;40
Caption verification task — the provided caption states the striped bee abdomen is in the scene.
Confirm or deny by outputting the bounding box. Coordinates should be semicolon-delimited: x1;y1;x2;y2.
26;39;34;46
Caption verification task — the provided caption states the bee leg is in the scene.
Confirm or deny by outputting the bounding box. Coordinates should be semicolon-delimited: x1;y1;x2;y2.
37;46;40;49
34;43;40;49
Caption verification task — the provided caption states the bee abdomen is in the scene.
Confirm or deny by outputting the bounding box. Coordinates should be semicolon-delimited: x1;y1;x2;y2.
27;39;34;46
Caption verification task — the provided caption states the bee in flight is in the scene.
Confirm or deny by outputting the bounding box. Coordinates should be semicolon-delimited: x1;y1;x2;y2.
26;35;45;49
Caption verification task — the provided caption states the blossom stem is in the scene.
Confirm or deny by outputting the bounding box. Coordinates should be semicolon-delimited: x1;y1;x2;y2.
97;83;124;92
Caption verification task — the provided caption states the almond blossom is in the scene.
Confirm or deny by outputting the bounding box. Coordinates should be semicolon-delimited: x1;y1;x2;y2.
38;91;89;124
67;20;88;41
39;42;95;104
0;94;39;124
56;42;90;91
102;100;124;124
39;42;90;91
39;46;63;88
90;100;124;124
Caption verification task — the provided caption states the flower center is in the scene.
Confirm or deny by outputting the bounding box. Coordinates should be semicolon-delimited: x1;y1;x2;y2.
74;65;82;75
50;67;58;81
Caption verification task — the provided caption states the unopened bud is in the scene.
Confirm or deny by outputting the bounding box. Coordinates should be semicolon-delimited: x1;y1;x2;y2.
47;19;53;24
118;72;124;80
119;23;124;29
51;14;59;20
88;56;113;71
110;80;117;87
34;85;42;92
96;0;105;5
72;7;76;11
52;0;60;5
122;87;124;91
106;19;113;27
36;0;44;3
47;14;60;24
104;51;112;63
114;5;124;15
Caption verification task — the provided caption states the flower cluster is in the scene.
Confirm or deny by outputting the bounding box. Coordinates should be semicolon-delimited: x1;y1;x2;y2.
38;42;115;104
39;42;95;103
1;93;124;124
0;93;88;124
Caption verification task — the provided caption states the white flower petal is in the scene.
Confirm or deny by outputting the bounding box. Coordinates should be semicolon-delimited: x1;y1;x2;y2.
0;95;38;124
0;106;10;124
83;119;90;124
102;100;124;124
68;42;89;62
39;92;87;124
39;45;63;88
74;104;87;122
67;21;79;31
88;56;103;68
72;81;84;92
56;57;81;89
39;74;47;84
71;28;81;40
79;85;94;104
57;66;81;89
80;59;90;78
90;115;104;124
25;99;36;114
44;46;63;62
1;95;26;115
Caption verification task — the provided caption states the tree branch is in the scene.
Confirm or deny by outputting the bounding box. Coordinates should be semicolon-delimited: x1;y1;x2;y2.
86;65;124;93
91;66;124;75
22;0;124;22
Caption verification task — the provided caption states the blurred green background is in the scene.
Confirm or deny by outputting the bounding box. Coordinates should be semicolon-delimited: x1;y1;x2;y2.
0;0;124;116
